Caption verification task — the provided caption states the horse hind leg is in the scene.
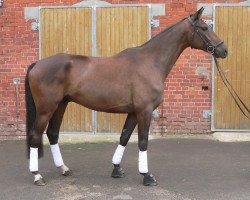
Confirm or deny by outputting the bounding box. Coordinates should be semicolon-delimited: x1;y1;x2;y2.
29;109;56;186
111;113;137;178
46;100;72;176
28;94;66;186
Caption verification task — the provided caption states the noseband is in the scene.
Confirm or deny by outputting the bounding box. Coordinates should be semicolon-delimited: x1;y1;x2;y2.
187;16;224;54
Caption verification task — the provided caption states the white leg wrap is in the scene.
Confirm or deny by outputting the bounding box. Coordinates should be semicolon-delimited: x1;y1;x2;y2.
29;147;38;172
50;143;64;167
112;144;125;165
139;151;148;173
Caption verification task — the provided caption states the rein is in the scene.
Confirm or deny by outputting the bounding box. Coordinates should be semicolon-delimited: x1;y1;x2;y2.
187;16;249;119
187;17;224;54
213;57;250;120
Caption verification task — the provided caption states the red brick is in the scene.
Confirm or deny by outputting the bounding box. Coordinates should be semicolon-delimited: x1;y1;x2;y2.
0;0;245;138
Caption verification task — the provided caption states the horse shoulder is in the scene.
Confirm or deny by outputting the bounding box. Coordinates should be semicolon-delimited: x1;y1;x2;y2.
130;63;164;111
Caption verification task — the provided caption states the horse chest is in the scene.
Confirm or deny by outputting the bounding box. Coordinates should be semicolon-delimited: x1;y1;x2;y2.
132;77;164;109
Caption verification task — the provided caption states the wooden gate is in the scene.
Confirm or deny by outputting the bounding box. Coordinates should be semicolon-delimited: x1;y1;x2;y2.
213;5;250;130
95;6;149;132
39;5;150;133
40;7;93;132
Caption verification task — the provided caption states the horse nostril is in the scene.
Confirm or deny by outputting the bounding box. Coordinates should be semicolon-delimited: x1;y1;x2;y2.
224;49;228;56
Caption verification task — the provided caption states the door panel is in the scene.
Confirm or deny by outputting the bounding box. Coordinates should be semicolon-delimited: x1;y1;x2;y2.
95;6;149;133
213;6;250;130
40;6;150;133
40;8;93;132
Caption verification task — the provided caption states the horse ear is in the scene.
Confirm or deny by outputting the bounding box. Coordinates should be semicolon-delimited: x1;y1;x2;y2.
191;7;204;21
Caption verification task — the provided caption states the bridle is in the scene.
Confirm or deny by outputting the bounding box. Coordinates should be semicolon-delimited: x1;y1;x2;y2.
187;16;224;55
187;16;250;119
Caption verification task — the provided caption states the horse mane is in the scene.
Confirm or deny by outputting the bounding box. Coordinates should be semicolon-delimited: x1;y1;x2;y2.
141;17;187;47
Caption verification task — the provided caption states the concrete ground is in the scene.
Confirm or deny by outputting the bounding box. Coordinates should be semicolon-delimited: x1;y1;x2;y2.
0;137;250;200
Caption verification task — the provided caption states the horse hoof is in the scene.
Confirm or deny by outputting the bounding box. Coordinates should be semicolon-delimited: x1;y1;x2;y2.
34;178;46;186
62;170;72;176
143;173;158;186
111;166;125;178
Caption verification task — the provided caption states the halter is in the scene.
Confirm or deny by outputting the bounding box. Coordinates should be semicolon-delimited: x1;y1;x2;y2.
187;16;224;54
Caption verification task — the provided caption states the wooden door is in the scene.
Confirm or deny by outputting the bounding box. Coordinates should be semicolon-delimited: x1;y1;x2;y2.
40;6;150;133
95;6;150;133
40;7;93;132
213;6;250;130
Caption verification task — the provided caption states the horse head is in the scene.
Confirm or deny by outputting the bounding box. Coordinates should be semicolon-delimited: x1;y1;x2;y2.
187;7;228;58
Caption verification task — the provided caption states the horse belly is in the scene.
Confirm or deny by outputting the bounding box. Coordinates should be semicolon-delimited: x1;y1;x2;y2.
66;57;134;113
70;85;133;113
73;97;134;113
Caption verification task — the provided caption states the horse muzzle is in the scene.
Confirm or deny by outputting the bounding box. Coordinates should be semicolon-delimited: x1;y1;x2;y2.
214;48;228;58
213;42;228;59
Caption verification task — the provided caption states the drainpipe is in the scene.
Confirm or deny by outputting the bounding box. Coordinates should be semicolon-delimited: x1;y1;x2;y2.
13;77;21;131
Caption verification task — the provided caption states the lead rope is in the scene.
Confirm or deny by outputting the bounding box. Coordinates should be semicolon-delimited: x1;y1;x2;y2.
213;56;250;120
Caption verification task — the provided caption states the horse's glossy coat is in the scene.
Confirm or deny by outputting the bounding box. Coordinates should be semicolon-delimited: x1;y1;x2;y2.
25;8;227;186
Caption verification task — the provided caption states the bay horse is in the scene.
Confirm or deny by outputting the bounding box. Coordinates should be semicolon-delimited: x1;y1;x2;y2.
25;8;227;186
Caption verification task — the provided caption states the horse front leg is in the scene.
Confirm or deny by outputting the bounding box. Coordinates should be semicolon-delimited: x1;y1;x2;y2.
137;109;157;186
111;113;137;178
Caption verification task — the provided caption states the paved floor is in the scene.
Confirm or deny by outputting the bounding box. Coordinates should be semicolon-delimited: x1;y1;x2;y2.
0;138;249;200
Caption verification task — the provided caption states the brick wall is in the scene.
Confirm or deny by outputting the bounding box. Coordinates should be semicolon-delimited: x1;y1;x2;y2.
0;0;243;139
0;0;80;139
147;0;243;135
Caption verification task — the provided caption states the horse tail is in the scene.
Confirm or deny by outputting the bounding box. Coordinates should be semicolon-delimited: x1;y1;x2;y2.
25;62;43;158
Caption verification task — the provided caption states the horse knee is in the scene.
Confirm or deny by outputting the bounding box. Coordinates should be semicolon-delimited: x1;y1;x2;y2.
120;130;131;146
138;138;148;151
47;133;59;145
29;133;42;148
46;126;59;145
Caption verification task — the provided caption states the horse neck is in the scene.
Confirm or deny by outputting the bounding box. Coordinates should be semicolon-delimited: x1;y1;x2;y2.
142;20;190;79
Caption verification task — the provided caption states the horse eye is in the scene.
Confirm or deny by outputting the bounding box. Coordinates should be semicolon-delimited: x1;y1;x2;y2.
202;27;208;31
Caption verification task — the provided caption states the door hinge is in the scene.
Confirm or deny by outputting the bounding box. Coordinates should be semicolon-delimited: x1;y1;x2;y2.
31;22;39;31
203;110;212;119
151;19;160;28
